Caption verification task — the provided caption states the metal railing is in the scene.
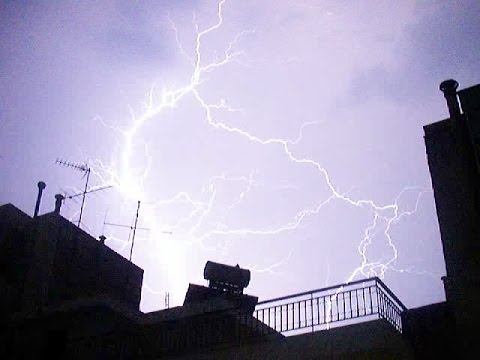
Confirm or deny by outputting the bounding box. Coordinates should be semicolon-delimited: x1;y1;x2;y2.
63;278;407;358
253;277;406;335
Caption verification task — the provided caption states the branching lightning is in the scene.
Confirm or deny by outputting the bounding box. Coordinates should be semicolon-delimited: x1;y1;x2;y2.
85;0;432;308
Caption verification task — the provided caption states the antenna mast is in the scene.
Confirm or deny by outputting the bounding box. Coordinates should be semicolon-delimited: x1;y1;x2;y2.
78;167;91;227
165;292;170;309
129;200;141;261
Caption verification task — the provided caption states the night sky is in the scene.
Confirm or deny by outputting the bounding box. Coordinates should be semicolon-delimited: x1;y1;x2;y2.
1;0;480;312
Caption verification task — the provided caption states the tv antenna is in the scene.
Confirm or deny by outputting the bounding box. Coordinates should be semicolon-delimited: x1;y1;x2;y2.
103;201;149;262
103;203;173;262
56;158;91;227
56;158;112;228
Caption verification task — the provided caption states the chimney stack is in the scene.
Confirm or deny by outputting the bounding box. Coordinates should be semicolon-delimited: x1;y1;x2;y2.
440;79;461;120
34;181;46;218
54;194;65;214
99;235;106;244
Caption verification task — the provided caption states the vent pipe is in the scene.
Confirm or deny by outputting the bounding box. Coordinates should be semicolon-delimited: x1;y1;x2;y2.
34;181;46;218
54;194;65;214
439;79;461;120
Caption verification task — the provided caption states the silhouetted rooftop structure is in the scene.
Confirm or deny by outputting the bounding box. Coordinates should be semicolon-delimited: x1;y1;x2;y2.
0;198;411;358
0;201;143;315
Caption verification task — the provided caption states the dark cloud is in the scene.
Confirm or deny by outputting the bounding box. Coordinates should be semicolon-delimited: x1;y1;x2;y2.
345;0;480;107
406;0;480;80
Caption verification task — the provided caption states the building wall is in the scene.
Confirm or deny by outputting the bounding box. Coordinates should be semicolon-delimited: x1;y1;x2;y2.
0;204;37;314
423;83;480;357
401;302;455;359
459;84;480;170
176;319;412;360
0;205;144;315
42;215;144;309
424;118;480;285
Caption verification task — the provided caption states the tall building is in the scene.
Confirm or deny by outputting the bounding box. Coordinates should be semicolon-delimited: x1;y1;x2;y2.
423;79;480;357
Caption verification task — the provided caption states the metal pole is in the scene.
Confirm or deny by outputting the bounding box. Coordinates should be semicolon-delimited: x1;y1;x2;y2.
129;201;141;261
78;168;91;227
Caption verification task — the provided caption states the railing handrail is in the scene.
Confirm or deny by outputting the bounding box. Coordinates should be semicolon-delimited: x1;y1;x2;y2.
254;277;406;334
257;277;378;305
374;277;407;311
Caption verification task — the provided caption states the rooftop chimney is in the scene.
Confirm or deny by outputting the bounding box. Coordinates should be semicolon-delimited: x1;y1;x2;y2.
34;181;46;218
440;79;461;120
99;235;106;244
54;194;65;214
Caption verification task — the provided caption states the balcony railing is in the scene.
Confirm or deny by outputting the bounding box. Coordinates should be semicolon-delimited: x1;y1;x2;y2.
62;278;406;358
253;277;406;335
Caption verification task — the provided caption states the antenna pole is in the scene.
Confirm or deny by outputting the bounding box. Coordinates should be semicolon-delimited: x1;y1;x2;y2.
129;200;141;262
165;292;170;309
78;167;91;227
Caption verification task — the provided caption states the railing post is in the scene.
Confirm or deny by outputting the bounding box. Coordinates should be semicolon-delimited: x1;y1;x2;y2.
328;295;332;324
273;305;277;332
304;300;307;329
311;294;314;332
376;281;382;319
368;286;373;315
285;304;288;331
291;303;294;331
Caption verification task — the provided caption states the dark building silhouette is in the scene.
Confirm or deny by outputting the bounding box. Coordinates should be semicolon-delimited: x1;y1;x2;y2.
0;200;281;358
1;79;479;359
0;197;412;358
422;79;480;358
0;203;143;314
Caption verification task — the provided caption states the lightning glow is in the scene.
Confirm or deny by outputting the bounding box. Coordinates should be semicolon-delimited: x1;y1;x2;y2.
82;0;432;308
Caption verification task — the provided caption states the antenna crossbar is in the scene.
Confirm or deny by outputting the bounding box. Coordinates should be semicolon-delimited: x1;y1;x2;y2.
67;185;113;199
102;203;173;261
104;222;150;231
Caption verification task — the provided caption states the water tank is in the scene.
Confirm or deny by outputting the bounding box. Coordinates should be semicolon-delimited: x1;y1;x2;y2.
203;261;250;293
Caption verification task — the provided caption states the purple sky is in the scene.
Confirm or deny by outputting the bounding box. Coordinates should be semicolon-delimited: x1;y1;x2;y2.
1;0;480;312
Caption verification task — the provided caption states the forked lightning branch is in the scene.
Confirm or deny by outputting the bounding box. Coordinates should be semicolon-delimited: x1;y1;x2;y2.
91;0;427;301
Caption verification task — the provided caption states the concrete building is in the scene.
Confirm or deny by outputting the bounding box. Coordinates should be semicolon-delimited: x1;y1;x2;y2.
1;79;478;358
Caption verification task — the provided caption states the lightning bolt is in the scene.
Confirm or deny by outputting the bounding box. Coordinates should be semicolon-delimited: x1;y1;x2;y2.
82;0;431;308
